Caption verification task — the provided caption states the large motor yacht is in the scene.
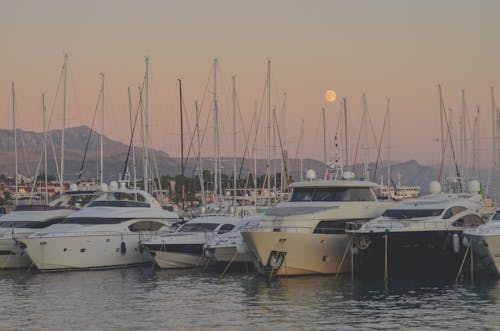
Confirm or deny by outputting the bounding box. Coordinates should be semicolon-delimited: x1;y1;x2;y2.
348;180;488;279
0;187;100;269
18;182;179;271
240;169;393;278
464;210;500;277
141;215;242;269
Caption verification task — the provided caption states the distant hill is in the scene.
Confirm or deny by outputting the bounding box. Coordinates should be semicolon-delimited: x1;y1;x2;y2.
0;126;457;192
0;126;174;181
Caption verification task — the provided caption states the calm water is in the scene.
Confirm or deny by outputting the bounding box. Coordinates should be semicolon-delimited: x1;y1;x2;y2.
1;267;499;330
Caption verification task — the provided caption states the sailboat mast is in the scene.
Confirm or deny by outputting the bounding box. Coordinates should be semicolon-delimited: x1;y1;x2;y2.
178;79;185;210
281;93;287;192
232;76;237;207
128;87;137;190
362;93;369;181
273;108;277;191
213;58;220;200
253;103;258;207
42;93;48;205
266;59;271;207
461;90;468;182
492;86;498;205
386;98;391;200
12;82;18;204
322;107;327;168
60;54;67;194
438;85;446;163
195;101;205;206
343;98;349;171
300;118;304;181
100;73;105;184
144;58;150;192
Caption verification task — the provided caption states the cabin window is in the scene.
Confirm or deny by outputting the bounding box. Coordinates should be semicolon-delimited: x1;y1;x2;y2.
0;218;65;229
60;217;126;225
291;188;315;201
313;221;347;234
128;221;168;232
452;214;485;228
177;223;219;233
383;209;444;219
66;194;95;207
218;224;235;234
290;187;375;202
443;206;467;219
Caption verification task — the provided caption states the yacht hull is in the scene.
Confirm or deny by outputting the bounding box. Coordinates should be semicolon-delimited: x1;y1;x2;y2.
241;231;350;277
352;230;467;279
20;233;153;271
0;238;31;269
468;234;500;277
143;242;206;269
205;245;250;264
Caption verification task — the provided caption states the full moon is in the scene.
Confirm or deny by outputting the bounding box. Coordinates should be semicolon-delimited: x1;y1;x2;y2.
325;90;337;103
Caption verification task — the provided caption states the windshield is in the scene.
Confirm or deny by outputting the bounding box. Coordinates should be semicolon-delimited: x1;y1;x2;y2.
89;201;150;208
290;187;375;202
383;209;444;219
0;219;64;229
493;212;500;221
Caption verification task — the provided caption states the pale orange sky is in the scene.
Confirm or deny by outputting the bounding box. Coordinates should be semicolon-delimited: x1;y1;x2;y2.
1;0;499;168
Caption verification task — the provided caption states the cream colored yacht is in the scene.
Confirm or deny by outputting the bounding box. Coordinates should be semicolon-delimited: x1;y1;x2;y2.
241;170;392;278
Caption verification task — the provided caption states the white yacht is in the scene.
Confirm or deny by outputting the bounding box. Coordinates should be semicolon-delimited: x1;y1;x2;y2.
240;170;393;278
464;210;500;277
348;181;487;279
0;189;99;269
141;215;242;269
203;214;262;269
18;184;179;271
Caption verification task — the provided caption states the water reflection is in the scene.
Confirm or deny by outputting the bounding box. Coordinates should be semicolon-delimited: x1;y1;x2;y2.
0;268;500;330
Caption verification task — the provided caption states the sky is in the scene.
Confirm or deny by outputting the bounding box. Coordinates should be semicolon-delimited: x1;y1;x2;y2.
1;0;499;169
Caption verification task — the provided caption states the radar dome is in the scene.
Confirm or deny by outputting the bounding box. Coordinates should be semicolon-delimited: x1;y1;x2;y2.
428;181;441;194
99;183;108;192
69;183;78;192
342;171;355;180
109;181;119;191
467;180;481;194
305;169;317;181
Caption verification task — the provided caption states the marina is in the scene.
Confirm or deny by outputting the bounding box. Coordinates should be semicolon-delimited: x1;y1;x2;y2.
1;1;499;329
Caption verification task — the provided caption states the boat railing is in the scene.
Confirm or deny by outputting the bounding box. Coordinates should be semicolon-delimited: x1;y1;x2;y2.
367;220;478;232
270;225;313;233
9;231;34;239
33;231;156;238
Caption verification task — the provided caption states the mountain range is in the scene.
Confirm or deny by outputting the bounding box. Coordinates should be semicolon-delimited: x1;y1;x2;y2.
0;126;441;192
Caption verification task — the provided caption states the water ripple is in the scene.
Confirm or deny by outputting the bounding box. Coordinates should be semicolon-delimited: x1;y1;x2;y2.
0;269;499;330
